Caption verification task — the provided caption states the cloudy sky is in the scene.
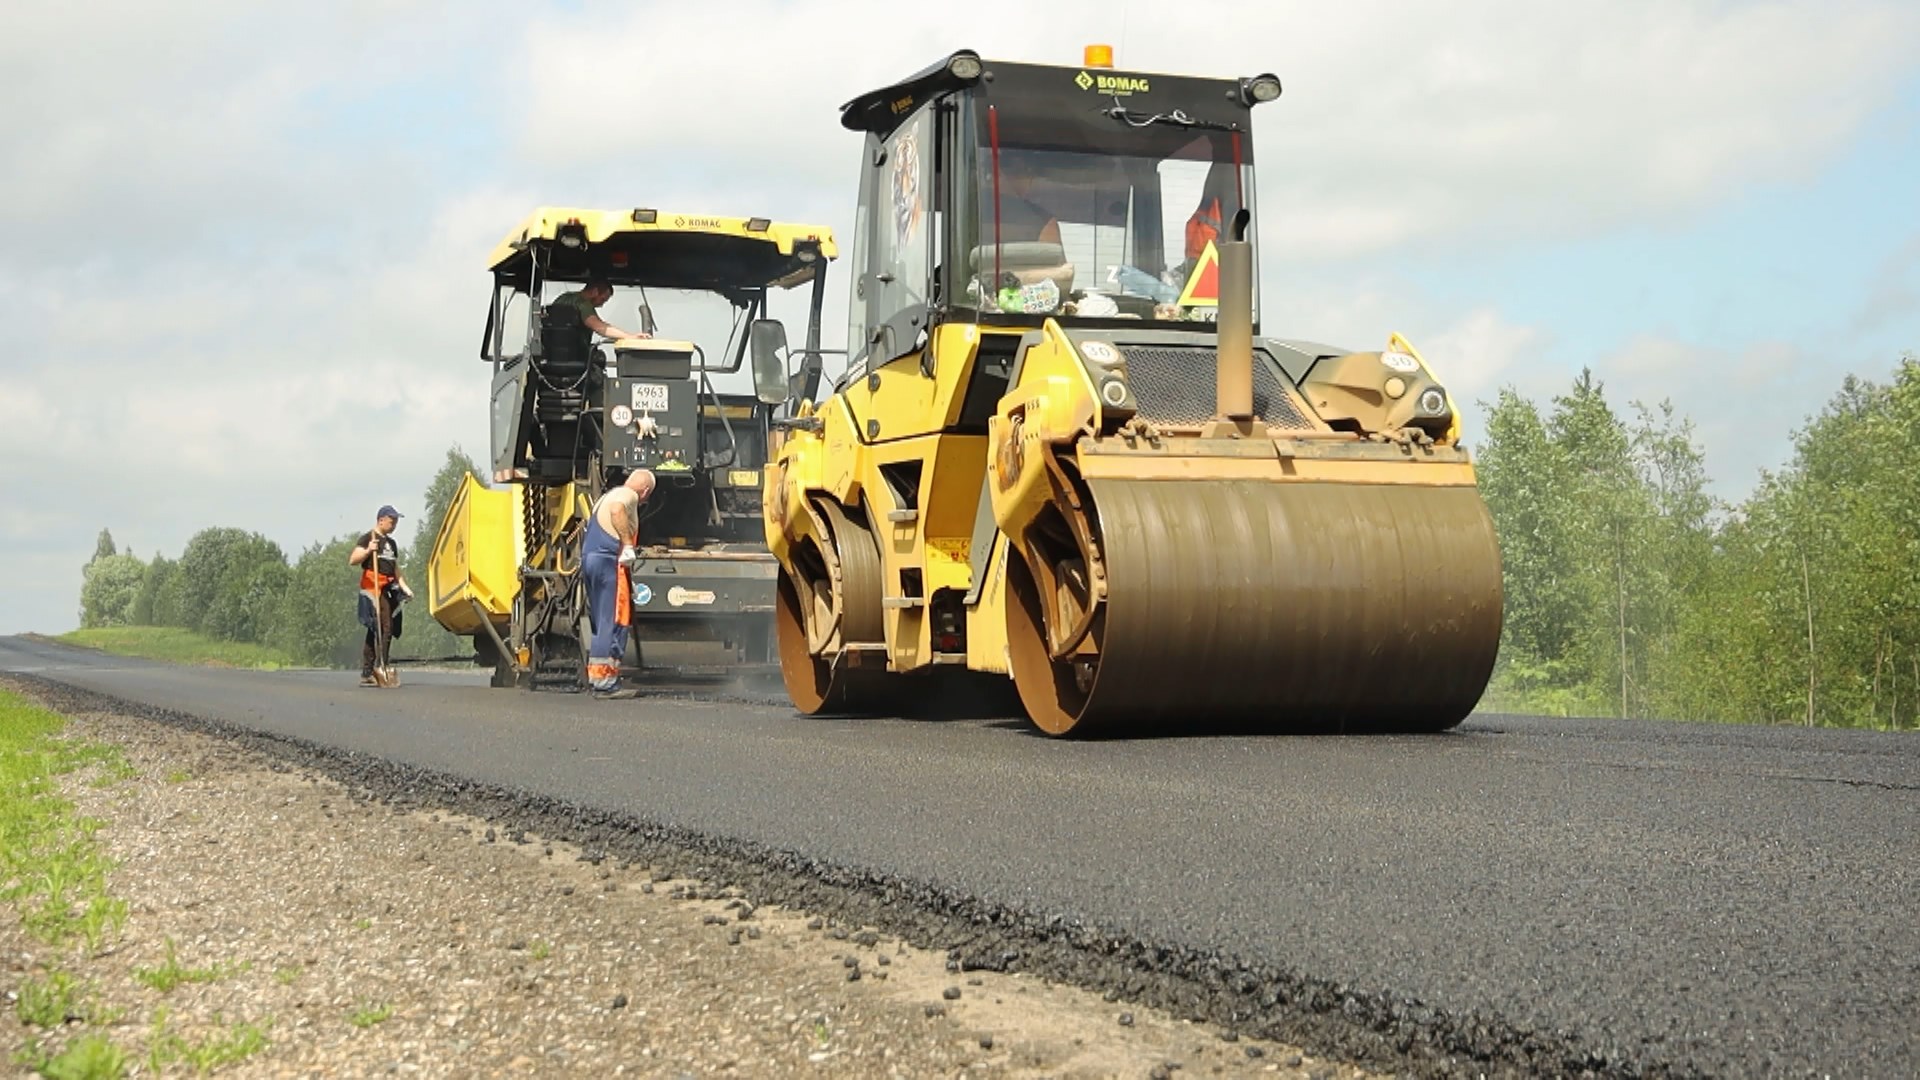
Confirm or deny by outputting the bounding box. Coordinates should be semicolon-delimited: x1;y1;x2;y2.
3;0;1917;635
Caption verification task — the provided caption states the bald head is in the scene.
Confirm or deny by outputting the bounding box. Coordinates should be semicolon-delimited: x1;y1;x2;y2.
624;469;656;499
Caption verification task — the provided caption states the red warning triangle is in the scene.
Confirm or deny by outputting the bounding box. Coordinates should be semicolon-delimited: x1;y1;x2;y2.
1176;240;1220;307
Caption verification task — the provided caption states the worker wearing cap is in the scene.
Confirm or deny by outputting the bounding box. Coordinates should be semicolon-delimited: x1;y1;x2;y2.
583;470;656;699
348;505;413;687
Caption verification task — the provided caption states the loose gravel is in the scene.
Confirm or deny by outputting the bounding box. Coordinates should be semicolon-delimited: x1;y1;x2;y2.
2;681;1378;1078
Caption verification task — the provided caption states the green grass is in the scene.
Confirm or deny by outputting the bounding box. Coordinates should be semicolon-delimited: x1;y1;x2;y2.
13;1032;128;1080
133;937;247;992
145;1008;271;1075
16;969;89;1027
55;627;300;671
0;691;130;950
272;965;301;986
529;940;551;960
348;1001;392;1028
1;690;270;1075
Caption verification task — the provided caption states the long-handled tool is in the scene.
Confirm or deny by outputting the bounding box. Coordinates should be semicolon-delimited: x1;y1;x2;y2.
370;524;400;688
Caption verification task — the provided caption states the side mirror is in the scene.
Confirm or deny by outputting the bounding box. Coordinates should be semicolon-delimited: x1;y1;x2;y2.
749;319;790;405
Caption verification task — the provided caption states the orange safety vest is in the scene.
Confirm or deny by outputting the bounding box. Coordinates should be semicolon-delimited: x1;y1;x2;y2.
1186;196;1223;261
360;536;396;592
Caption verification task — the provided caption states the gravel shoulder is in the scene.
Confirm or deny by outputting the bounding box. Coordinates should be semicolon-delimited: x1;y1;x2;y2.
3;688;1373;1078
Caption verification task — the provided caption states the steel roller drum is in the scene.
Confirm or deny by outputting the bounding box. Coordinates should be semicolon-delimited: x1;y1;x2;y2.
1010;478;1504;735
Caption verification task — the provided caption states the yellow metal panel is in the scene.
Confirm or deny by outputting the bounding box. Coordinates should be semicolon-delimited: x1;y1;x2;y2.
488;206;839;271
964;533;1013;674
1386;332;1461;444
427;475;521;636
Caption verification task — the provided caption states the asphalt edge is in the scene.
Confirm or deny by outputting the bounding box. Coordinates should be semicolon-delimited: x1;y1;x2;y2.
2;672;1698;1080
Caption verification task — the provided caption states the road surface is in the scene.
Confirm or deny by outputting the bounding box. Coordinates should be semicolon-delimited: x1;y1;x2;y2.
4;634;1914;1078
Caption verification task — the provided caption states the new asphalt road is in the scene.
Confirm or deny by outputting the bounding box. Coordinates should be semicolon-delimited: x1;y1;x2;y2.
4;635;1914;1078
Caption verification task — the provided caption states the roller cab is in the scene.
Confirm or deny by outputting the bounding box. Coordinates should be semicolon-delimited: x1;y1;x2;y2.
762;50;1503;735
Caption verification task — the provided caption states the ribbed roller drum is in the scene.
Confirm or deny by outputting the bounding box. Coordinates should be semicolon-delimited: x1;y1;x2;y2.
1007;478;1504;736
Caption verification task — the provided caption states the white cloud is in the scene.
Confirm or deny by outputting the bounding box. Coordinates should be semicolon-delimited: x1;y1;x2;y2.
1254;0;1920;257
1853;231;1920;334
1587;334;1844;496
510;1;1919;260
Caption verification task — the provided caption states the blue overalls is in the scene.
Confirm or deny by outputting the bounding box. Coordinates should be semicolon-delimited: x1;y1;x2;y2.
582;514;629;691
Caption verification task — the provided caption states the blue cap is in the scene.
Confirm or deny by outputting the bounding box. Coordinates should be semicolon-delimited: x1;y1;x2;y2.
377;505;402;520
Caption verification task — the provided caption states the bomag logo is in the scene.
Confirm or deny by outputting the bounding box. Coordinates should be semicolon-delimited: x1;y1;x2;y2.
1076;71;1150;94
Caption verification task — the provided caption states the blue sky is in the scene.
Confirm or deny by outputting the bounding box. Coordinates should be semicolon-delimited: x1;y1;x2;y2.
2;0;1917;636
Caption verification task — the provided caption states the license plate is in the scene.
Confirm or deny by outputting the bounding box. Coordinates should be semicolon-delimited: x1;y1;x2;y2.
630;382;670;411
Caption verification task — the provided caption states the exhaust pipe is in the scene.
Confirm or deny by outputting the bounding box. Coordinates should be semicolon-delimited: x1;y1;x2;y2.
1215;210;1254;422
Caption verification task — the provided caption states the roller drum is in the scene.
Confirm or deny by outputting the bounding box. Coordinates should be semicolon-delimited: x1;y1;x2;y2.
1013;478;1503;735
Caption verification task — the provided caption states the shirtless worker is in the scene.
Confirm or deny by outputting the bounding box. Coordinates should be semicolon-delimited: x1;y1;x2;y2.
583;469;656;699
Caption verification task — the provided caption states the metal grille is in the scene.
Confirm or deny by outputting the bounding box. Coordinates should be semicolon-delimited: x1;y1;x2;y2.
1117;346;1315;430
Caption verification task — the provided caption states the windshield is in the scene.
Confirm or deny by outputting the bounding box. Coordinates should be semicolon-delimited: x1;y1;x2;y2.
539;284;755;384
968;120;1253;324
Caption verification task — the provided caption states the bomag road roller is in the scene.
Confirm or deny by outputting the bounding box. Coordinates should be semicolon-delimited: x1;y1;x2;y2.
756;49;1503;735
429;207;837;690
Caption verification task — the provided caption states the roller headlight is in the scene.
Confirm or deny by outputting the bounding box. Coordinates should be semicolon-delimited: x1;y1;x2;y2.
949;54;984;80
1419;388;1448;415
1101;378;1130;407
1242;74;1282;105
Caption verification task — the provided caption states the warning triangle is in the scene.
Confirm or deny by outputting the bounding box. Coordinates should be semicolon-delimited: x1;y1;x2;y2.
1176;240;1220;307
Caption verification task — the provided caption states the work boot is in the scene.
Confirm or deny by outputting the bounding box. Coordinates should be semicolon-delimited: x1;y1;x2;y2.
592;686;639;701
359;675;377;687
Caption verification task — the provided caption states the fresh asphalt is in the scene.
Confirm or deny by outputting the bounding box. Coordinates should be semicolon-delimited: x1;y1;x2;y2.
3;635;1914;1079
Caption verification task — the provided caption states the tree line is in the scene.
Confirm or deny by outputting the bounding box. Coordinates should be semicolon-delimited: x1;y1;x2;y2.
78;447;484;668
1478;352;1919;729
75;352;1919;728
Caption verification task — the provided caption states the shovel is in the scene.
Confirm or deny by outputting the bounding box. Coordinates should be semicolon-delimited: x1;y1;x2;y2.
370;524;400;688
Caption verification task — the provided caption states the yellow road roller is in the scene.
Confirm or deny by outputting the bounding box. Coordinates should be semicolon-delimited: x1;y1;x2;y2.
753;48;1503;735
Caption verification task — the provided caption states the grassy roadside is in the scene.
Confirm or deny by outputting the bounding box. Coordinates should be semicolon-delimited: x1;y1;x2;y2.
52;628;301;671
0;688;270;1077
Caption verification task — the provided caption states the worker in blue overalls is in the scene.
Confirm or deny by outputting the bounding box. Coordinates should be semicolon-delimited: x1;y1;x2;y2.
583;469;656;699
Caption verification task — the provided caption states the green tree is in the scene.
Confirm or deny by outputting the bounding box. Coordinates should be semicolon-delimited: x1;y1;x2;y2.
1676;357;1920;728
89;528;117;564
79;553;146;628
206;559;292;644
271;534;365;668
393;445;485;660
1628;400;1717;720
128;555;175;626
175;528;288;639
152;556;189;628
1546;369;1659;716
1478;389;1578;662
